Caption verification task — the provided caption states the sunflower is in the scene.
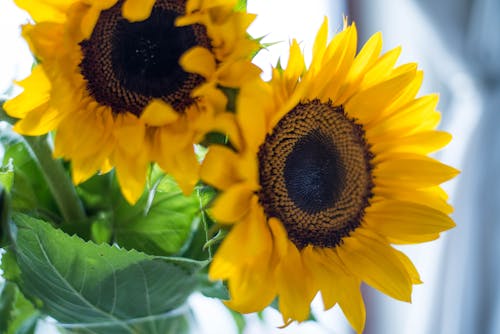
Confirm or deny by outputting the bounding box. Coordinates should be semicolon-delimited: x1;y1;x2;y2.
5;0;259;203
201;19;458;333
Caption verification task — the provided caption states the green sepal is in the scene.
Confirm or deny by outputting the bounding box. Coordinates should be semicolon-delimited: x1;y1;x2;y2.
234;0;247;11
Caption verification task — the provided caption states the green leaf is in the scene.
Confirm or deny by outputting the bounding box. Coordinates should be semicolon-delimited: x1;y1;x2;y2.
1;247;21;282
0;281;17;332
90;217;112;245
2;142;59;222
113;175;201;256
0;123;22;150
75;173;113;215
1;187;10;245
0;100;16;125
198;274;229;300
0;159;14;192
9;214;206;333
0;282;40;334
179;184;218;261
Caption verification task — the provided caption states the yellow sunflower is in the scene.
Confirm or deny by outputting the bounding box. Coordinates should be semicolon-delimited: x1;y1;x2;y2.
5;0;259;203
201;19;458;333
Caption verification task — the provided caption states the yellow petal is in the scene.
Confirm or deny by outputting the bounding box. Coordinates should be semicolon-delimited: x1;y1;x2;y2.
310;17;329;67
268;218;289;257
274;241;314;322
209;112;242;149
371;130;452;156
180;46;216;79
346;32;383;85
210;201;273;279
237;80;269;151
284;39;306;83
81;5;101;39
374;186;454;214
224;264;276;314
14;0;69;22
23;22;63;60
366;94;440;138
374;155;460;188
113;147;149;204
315;24;357;100
210;183;255;223
392;249;422;284
157;119;193;157
167;144;199;195
54;108;113;159
122;0;155;22
4;66;51;119
71;137;115;184
337;229;413;302
113;114;145;155
216;206;276;313
345;68;416;125
141;100;179;126
302;246;337;309
217;60;262;88
364;200;456;243
384;70;423;114
302;246;366;333
201;145;241;190
13;104;61;135
359;46;402;90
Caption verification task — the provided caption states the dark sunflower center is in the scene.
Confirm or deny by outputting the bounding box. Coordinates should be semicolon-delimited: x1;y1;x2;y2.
284;131;345;214
258;100;374;249
80;0;211;116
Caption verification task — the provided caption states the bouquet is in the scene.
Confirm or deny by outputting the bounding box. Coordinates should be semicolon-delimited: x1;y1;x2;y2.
0;0;458;333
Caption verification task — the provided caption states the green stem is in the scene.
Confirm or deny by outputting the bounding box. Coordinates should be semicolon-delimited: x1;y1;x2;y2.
24;136;86;223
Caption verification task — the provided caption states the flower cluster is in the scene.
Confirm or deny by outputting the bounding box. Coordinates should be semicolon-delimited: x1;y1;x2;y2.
5;1;457;333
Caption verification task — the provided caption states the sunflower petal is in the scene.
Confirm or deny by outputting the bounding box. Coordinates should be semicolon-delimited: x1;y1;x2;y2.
113;147;149;204
285;39;306;83
14;0;69;22
310;17;329;68
219;206;276;312
371;130;452;155
374;186;454;214
201;145;241;190
346;68;416;124
373;93;439;131
392;249;422;284
210;183;255;223
180;46;216;79
301;246;366;333
267;220;316;323
210;201;273;279
319;24;357;99
237;80;269;150
4;66;51;119
113;113;145;154
225;264;276;314
345;31;383;85
337;230;413;302
141;99;179;126
374;155;459;187
217;60;262;87
13;104;61;135
122;0;155;22
364;200;456;242
359;46;402;89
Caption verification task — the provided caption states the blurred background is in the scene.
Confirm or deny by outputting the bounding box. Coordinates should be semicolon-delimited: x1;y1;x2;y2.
1;0;499;333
